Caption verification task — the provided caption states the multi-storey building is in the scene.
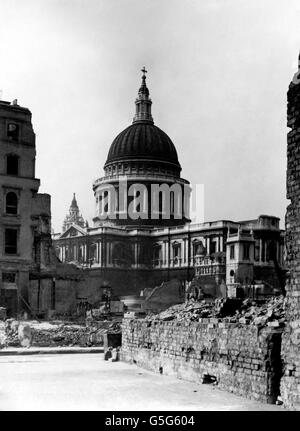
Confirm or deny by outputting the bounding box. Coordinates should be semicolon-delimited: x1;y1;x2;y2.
0;99;53;316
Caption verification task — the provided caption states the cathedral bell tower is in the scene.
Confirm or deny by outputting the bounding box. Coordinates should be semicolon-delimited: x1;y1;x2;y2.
62;193;85;232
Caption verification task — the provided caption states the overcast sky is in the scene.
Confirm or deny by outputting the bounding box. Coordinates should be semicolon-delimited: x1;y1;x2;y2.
0;0;299;232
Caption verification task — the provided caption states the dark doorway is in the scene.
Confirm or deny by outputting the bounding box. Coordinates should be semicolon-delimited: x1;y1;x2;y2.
0;289;18;317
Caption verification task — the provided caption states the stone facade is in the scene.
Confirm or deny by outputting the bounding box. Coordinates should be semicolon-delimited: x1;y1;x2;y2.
0;98;84;318
122;318;283;404
280;56;300;410
53;216;284;298
0;99;53;316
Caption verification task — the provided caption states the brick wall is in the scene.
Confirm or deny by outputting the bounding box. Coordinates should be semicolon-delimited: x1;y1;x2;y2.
122;318;283;404
280;73;300;410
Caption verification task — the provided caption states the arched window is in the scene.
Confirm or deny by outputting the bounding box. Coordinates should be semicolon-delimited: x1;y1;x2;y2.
6;155;19;176
6;192;18;215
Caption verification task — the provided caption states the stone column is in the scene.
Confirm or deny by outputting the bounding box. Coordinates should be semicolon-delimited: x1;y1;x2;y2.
162;241;166;266
188;238;192;266
98;241;101;264
166;241;169;267
206;237;210;255
259;239;262;263
106;242;110;266
183;238;187;266
134;242;139;267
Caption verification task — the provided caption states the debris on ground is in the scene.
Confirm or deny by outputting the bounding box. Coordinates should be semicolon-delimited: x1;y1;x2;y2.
144;296;286;327
0;319;121;348
18;323;33;347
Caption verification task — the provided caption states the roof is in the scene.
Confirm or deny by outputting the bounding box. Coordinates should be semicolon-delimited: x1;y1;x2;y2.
104;122;181;170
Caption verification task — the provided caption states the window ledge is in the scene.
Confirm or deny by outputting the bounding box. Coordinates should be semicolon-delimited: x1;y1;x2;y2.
2;213;20;218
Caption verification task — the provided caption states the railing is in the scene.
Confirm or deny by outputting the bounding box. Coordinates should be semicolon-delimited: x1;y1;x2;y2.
195;265;225;276
93;172;186;185
193;255;226;266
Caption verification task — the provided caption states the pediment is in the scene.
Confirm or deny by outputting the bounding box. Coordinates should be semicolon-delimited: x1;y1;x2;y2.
59;224;87;239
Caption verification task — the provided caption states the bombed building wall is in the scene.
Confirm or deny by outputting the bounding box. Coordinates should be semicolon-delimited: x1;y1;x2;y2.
280;60;300;410
0;99;55;317
122;316;283;404
28;277;78;315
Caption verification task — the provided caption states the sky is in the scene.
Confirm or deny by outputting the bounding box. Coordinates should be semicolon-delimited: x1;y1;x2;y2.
0;0;299;232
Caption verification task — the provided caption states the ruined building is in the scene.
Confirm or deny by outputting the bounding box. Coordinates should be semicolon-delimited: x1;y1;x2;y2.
280;53;300;409
53;71;285;299
0;99;53;316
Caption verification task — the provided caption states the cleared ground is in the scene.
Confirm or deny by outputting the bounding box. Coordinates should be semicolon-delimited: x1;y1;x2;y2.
0;353;285;411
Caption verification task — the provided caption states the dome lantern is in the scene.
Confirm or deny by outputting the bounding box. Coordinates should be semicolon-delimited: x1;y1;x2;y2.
133;67;153;124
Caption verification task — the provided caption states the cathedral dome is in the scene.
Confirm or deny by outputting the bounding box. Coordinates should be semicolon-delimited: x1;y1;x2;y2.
104;68;181;175
93;68;191;229
104;122;181;171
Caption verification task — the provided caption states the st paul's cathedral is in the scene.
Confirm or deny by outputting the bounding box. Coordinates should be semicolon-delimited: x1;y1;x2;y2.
52;70;285;299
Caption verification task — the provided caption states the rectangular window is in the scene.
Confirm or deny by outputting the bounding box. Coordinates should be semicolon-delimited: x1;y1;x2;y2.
7;155;19;176
2;272;16;283
173;245;180;258
210;241;216;254
5;228;18;254
7;123;19;141
230;245;235;260
243;244;250;260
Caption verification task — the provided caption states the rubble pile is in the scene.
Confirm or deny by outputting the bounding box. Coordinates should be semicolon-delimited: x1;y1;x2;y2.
31;320;121;347
0;323;6;349
31;323;102;347
144;296;286;327
85;318;121;333
122;299;285;404
234;296;285;326
0;319;121;348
